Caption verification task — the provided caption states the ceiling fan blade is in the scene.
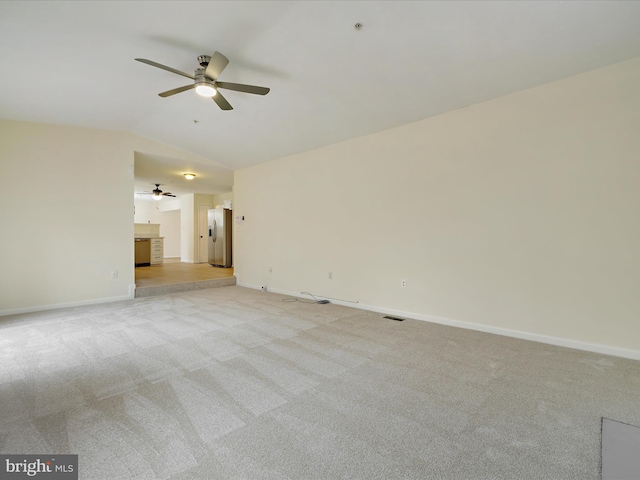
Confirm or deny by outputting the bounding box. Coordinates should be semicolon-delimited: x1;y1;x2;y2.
135;58;195;80
216;82;270;95
159;84;195;97
205;51;229;80
163;194;176;197
212;90;233;110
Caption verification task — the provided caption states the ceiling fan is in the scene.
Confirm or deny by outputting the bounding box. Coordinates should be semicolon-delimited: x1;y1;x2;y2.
135;51;270;110
136;184;176;200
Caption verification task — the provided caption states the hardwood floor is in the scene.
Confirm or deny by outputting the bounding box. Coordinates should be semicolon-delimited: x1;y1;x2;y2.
134;259;234;288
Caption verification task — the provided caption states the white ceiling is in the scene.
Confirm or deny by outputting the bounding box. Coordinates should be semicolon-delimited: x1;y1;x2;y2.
2;1;640;197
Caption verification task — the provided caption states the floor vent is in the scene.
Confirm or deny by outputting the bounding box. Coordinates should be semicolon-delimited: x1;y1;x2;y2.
383;315;404;322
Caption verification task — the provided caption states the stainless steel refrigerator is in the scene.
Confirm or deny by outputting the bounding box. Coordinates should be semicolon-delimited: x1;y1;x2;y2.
208;208;232;267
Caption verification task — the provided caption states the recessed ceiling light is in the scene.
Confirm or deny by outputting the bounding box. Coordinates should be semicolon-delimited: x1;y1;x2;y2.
183;173;196;180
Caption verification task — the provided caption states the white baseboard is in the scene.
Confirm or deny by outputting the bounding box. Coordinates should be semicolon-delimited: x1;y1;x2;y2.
235;282;640;361
0;292;135;317
359;303;640;361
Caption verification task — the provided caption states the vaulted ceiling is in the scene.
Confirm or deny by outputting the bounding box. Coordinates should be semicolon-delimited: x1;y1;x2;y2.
2;1;640;196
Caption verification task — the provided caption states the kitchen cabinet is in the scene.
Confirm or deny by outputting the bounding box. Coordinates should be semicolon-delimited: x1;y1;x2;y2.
150;238;164;265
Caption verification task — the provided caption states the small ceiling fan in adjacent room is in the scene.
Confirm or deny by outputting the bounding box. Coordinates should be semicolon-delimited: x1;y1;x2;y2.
136;184;176;200
135;51;270;110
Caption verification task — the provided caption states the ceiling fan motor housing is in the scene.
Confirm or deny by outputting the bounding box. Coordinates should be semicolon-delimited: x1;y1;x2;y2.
194;67;215;88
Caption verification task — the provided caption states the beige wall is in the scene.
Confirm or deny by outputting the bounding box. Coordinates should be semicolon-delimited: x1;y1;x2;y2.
234;57;640;356
179;194;195;262
134;198;163;224
0;120;223;313
160;210;181;258
213;191;233;209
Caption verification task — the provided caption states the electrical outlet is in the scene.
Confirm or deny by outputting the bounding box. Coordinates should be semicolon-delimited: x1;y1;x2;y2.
111;271;118;279
328;272;333;279
401;279;407;288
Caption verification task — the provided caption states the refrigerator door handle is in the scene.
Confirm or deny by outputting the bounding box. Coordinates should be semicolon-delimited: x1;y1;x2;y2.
212;220;217;242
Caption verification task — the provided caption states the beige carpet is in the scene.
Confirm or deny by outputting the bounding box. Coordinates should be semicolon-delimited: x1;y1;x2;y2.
1;286;639;479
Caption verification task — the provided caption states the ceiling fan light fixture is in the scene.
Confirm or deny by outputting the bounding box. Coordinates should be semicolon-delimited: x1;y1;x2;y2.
183;173;196;180
152;193;162;200
195;83;216;97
